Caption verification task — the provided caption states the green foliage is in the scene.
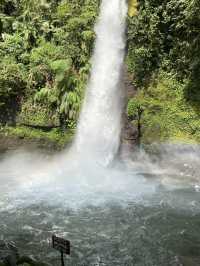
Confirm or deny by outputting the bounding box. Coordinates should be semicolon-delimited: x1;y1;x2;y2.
0;56;26;125
0;33;25;59
0;57;26;107
0;0;100;129
128;72;200;143
127;0;200;143
34;58;82;123
30;42;66;65
127;97;145;119
127;0;200;90
1;125;75;148
18;98;59;127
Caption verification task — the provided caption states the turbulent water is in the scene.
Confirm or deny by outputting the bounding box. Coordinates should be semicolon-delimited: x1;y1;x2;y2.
74;0;127;165
0;0;200;265
0;145;200;265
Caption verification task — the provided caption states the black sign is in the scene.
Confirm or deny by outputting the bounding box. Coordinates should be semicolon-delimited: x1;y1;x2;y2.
52;235;70;255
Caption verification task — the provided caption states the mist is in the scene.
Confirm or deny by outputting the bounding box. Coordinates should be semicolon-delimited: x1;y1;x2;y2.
0;144;199;212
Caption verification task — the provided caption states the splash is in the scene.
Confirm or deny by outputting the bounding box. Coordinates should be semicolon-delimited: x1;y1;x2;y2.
74;0;128;165
0;1;200;212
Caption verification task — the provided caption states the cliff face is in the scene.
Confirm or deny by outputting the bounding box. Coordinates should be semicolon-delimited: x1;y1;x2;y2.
119;0;139;156
120;66;138;158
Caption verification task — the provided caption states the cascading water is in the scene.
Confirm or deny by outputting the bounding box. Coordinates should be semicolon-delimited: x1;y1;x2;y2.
74;0;128;165
1;2;200;265
0;0;198;215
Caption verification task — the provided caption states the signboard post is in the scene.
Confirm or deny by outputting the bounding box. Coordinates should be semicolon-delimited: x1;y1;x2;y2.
52;235;70;266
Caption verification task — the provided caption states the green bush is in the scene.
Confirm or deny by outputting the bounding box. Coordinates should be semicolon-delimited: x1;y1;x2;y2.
128;72;200;143
18;98;59;127
0;57;26;107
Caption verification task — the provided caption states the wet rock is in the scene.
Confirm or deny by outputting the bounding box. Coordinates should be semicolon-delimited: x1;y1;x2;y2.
0;133;61;154
178;256;200;266
0;240;19;266
17;256;50;266
120;66;138;158
0;241;50;266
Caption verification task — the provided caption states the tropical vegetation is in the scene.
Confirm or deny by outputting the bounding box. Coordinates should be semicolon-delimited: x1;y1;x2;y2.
127;0;200;143
0;0;200;145
0;0;99;136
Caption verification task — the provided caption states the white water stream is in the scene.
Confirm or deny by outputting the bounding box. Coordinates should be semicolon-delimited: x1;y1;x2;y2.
74;0;128;165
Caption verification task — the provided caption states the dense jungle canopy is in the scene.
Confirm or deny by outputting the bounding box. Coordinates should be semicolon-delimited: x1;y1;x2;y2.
0;0;200;144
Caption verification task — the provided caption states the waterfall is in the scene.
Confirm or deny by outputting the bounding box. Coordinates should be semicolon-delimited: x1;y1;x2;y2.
74;0;128;165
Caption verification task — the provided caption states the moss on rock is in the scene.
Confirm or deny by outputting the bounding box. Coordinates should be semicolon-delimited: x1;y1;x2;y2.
0;126;75;151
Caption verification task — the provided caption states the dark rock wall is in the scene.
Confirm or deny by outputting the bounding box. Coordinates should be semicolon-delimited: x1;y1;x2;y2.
120;66;138;158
